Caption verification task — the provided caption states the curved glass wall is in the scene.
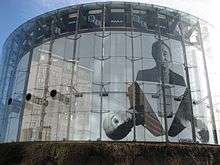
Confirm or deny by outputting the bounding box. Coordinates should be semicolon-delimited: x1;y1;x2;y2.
0;2;218;144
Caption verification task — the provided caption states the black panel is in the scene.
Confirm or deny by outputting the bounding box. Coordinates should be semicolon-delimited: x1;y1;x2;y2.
105;5;131;27
79;7;88;30
87;9;103;29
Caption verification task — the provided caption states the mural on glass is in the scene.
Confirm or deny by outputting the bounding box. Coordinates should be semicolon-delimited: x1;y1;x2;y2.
103;38;209;143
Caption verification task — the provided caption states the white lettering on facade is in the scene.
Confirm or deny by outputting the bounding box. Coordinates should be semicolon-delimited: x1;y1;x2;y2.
133;15;148;29
88;15;102;27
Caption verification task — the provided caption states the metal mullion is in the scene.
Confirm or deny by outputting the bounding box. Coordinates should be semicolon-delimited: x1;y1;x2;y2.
179;18;196;143
32;46;43;100
66;7;80;141
156;9;169;142
130;5;136;142
38;19;56;140
55;37;68;141
99;4;106;140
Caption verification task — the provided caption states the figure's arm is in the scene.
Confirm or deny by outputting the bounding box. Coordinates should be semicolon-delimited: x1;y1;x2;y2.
128;82;164;136
103;81;164;140
168;88;190;137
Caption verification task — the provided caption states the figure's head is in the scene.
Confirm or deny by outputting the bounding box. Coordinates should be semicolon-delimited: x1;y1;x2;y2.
152;40;172;68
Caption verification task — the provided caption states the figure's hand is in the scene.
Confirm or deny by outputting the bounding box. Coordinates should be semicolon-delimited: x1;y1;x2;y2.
103;111;133;140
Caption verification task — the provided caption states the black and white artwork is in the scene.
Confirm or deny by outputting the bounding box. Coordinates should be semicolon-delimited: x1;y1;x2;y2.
136;40;185;86
103;39;209;143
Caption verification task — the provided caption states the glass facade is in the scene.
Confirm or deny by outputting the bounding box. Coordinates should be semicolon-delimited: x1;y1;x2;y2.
0;2;218;144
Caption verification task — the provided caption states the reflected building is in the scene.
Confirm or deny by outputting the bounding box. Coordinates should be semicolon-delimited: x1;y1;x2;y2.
0;1;218;144
20;54;92;141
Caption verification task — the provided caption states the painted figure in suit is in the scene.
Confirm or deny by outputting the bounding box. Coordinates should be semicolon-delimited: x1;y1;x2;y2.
136;40;185;86
103;40;209;143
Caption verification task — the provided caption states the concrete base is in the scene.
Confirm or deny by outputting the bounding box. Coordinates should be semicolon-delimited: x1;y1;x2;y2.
0;141;220;165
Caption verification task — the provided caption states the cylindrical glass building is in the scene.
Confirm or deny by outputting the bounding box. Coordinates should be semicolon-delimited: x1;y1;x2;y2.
0;1;218;144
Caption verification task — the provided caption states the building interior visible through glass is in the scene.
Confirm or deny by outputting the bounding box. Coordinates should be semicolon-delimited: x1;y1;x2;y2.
0;2;215;144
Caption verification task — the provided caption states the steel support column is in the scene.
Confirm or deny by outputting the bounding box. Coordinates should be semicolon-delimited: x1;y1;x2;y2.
198;21;218;144
156;9;169;142
130;5;137;142
66;8;80;141
179;20;197;143
38;19;56;140
99;4;106;140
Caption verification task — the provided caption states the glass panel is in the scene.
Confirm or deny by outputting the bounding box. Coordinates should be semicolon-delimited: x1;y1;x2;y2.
0;2;217;145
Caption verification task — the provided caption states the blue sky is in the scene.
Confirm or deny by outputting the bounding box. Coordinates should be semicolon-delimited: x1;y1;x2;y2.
0;0;74;55
0;0;98;55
